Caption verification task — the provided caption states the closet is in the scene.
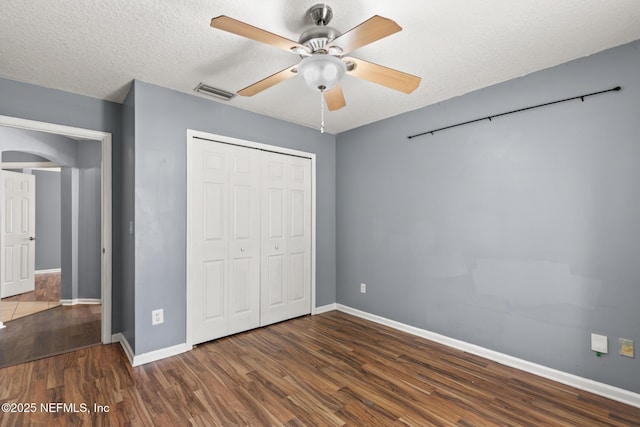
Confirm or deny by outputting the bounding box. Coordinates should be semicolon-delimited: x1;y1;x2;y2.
187;135;312;346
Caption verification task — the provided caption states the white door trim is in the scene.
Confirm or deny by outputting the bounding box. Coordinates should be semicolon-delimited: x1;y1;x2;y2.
0;114;112;344
186;129;317;348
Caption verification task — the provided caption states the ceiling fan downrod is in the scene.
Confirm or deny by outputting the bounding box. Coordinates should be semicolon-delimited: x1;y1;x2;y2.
310;4;333;26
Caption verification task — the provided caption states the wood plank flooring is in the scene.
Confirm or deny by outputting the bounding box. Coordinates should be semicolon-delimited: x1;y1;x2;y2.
3;272;61;303
0;305;101;368
1;311;639;426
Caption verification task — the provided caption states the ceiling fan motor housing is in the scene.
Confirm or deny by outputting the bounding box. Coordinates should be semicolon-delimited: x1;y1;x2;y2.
299;26;341;52
300;4;342;53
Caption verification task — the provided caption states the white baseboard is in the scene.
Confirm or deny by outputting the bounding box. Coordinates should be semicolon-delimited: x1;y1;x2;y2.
60;298;101;306
314;303;337;314
35;268;61;274
112;333;190;367
336;304;640;409
112;333;134;365
131;343;191;367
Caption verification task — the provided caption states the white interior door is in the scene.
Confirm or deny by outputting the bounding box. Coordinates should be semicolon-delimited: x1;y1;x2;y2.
1;171;36;298
260;152;311;326
189;140;261;345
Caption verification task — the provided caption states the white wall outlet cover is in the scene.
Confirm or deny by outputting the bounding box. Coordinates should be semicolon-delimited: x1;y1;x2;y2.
591;333;608;353
152;309;164;325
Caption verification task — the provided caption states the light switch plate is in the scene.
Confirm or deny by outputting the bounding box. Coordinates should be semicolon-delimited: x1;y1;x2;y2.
591;333;608;353
620;338;634;358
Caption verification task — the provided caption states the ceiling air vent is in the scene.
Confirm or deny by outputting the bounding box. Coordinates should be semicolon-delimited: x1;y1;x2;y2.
194;83;236;100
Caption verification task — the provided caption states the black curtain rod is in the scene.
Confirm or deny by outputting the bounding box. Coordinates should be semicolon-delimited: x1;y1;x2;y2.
407;86;621;140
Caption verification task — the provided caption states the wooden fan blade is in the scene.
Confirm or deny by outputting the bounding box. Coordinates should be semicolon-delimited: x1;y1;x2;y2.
323;84;346;111
344;56;421;94
211;16;309;54
326;16;401;54
237;64;298;96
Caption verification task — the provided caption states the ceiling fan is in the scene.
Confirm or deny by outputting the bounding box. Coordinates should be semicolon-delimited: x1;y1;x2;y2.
210;4;421;112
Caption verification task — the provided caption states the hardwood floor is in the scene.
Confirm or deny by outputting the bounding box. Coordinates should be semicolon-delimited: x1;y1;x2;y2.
0;305;101;369
1;311;639;426
1;272;62;322
3;272;62;302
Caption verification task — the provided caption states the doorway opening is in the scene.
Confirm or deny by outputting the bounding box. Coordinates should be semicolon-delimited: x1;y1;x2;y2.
0;115;112;362
0;165;61;321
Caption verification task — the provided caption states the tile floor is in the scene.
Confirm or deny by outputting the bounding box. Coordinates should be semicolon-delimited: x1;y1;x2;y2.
1;300;61;322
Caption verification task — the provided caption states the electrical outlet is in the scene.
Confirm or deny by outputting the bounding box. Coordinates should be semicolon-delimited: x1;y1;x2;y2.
152;309;164;326
360;283;366;294
620;338;634;358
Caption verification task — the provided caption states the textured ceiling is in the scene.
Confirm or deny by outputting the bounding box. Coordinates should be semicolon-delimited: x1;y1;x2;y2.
1;1;639;134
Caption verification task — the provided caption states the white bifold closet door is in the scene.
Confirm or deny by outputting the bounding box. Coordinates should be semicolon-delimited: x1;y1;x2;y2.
189;139;311;345
260;152;312;326
190;140;261;344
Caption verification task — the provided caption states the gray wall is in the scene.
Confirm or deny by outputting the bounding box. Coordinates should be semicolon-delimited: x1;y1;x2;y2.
33;170;61;270
60;167;79;299
131;80;336;354
336;40;640;393
77;141;102;298
0;77;123;332
2;151;50;163
60;142;102;300
0;127;78;166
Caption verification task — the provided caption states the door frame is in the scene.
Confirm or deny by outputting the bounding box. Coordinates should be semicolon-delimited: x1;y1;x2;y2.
0;115;112;344
185;129;317;348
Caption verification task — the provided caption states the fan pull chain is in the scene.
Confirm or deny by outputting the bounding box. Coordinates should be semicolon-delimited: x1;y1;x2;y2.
320;91;325;134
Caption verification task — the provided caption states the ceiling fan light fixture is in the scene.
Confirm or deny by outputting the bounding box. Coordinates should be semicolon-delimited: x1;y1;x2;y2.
297;54;346;92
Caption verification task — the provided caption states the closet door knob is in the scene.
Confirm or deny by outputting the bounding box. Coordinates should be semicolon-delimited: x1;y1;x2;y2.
240;247;245;252
275;244;279;250
29;236;37;241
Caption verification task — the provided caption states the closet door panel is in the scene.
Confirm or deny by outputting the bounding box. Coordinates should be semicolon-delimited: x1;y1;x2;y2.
267;254;285;304
203;260;225;320
286;156;312;319
228;145;261;334
190;141;230;343
261;152;288;326
190;141;261;344
261;152;311;326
